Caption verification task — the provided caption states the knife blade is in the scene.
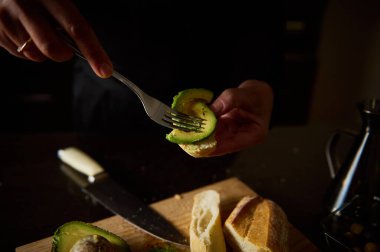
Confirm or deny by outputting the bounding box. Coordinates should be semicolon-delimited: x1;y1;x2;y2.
57;146;188;246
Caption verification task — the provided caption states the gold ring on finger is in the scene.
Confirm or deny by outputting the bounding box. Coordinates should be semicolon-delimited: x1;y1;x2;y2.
17;37;33;53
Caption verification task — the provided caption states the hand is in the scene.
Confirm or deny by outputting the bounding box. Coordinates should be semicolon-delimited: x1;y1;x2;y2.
209;80;273;156
0;0;112;77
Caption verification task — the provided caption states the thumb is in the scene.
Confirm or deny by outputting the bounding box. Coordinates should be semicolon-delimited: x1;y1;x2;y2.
210;98;225;117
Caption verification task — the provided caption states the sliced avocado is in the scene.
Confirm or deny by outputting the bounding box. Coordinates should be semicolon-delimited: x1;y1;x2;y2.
166;88;217;144
171;88;214;112
51;221;130;252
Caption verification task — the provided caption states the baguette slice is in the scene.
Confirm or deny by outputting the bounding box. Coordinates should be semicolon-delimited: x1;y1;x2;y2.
189;190;227;252
179;134;217;158
224;196;289;252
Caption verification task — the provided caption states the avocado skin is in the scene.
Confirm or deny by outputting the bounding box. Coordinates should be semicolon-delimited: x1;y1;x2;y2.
51;221;130;252
166;89;217;144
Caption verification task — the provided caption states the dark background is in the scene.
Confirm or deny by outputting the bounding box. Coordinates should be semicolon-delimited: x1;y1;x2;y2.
3;0;380;251
0;0;327;132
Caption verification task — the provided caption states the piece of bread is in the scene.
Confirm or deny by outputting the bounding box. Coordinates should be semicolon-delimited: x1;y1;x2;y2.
179;134;217;158
189;190;227;252
224;196;289;252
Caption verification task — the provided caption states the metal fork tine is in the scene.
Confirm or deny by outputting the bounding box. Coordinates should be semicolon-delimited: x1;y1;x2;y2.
163;115;203;129
165;111;204;126
162;119;203;132
165;109;205;132
162;114;204;132
163;115;203;128
167;108;205;123
165;114;205;128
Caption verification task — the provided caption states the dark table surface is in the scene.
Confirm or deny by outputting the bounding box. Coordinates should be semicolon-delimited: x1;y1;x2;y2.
0;123;352;251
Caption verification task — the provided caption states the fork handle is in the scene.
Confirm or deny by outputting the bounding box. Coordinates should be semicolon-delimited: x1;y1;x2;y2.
57;28;150;105
111;70;152;104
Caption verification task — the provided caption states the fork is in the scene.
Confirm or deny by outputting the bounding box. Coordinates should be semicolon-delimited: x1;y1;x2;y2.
59;31;204;132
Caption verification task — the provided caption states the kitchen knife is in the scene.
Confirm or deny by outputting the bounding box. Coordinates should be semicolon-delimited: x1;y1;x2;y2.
57;146;188;246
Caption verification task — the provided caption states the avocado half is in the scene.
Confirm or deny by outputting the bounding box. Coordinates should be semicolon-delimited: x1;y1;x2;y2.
51;221;130;252
166;89;217;144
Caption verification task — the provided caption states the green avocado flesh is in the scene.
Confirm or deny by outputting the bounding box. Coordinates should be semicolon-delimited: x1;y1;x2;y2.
51;221;130;252
166;88;217;144
171;88;214;112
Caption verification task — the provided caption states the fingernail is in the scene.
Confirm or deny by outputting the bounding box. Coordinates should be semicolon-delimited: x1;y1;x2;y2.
99;63;113;78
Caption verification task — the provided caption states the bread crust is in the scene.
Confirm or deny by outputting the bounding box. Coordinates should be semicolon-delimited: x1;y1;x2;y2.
224;196;289;252
179;134;216;158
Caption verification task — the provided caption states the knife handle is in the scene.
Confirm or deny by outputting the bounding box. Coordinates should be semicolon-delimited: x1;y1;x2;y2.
58;147;105;182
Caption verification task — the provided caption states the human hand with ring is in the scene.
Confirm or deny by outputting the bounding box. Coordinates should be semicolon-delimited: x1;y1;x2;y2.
0;0;113;78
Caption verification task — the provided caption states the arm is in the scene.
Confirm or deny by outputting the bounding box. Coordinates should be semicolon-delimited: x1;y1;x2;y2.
209;79;273;156
0;0;112;77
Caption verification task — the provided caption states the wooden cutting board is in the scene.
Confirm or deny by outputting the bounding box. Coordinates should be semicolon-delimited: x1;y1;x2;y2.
16;177;319;252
